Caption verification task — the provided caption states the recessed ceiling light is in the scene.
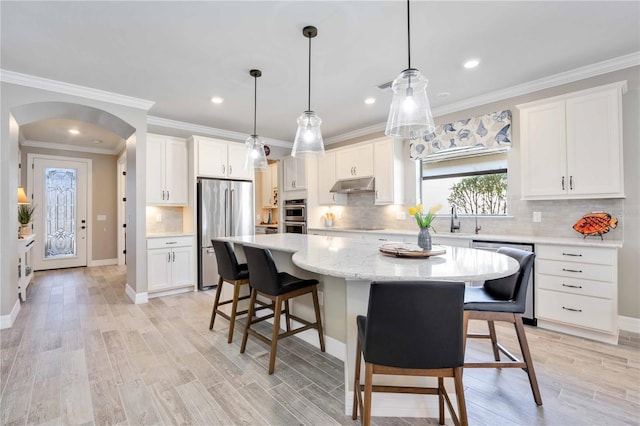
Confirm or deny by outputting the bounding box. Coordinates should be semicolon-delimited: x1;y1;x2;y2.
364;97;376;105
210;96;224;104
463;59;480;69
92;139;103;144
436;92;451;99
69;129;80;135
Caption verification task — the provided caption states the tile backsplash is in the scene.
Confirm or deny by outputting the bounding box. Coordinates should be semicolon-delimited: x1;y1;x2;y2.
146;206;184;234
330;192;624;240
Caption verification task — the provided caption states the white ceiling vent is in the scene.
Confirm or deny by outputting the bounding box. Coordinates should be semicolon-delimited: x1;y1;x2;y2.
376;80;393;91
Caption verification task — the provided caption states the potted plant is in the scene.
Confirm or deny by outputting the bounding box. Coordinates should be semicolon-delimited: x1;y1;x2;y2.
408;203;441;250
18;204;35;238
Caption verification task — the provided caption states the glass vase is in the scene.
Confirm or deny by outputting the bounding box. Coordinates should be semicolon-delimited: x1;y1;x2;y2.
417;227;432;251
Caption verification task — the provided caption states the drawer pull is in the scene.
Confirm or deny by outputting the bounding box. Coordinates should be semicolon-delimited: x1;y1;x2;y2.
562;283;583;289
562;268;582;273
562;252;582;257
562;306;582;313
165;241;178;245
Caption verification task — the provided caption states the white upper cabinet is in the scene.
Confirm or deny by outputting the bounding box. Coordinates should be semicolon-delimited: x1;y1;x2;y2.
147;134;188;206
283;156;306;191
260;162;279;208
318;151;338;205
518;82;625;200
194;136;253;181
373;137;404;205
336;144;373;180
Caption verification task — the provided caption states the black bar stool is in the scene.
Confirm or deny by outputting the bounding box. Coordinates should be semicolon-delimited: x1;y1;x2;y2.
209;240;269;343
352;281;468;426
463;247;542;406
240;245;325;374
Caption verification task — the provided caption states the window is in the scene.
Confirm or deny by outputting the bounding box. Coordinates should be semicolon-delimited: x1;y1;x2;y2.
421;154;508;216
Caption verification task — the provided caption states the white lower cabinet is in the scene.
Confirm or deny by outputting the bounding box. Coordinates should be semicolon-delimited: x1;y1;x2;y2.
535;244;618;344
147;236;195;293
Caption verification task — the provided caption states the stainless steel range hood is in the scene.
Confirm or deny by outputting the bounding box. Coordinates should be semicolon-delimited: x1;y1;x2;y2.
329;177;375;193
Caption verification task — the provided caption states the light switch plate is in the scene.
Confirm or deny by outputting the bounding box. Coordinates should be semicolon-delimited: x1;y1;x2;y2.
155;214;162;223
396;212;407;220
97;214;107;221
533;212;542;222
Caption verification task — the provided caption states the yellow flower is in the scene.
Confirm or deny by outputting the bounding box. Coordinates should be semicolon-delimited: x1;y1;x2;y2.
408;206;417;215
416;203;424;214
429;203;442;215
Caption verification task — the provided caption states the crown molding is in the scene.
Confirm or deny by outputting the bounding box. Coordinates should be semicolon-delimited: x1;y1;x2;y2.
329;52;640;144
0;69;155;111
20;139;121;155
147;115;292;148
324;122;386;145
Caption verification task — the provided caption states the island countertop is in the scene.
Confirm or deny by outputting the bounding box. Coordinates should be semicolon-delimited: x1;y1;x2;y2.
218;233;519;282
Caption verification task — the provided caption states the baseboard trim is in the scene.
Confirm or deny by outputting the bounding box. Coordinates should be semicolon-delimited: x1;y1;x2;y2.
125;283;148;304
619;316;640;333
148;286;195;299
88;258;118;267
0;299;21;329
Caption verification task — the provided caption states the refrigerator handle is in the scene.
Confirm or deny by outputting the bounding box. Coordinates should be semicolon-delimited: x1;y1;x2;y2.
230;189;234;236
224;188;229;237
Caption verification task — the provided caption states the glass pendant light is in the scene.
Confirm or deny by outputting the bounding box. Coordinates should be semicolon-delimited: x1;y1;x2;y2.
385;0;435;140
244;69;268;171
291;26;324;157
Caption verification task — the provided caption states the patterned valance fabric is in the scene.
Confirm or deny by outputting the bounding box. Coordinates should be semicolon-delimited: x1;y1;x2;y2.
410;110;512;160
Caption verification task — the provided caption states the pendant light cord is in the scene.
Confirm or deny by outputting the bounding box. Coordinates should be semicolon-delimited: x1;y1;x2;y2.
253;74;257;136
307;34;312;112
407;0;411;69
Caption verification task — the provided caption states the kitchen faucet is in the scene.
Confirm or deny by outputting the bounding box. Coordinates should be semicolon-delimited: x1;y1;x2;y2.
450;205;460;233
475;212;482;234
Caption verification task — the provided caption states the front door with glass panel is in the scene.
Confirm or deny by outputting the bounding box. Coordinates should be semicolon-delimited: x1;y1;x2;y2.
30;157;88;270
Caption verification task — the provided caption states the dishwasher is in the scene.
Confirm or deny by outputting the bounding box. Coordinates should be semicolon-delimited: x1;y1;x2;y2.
471;240;536;326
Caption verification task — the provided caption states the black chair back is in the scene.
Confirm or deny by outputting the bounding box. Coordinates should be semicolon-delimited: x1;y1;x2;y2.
212;240;244;281
242;245;281;296
484;247;535;311
362;281;465;370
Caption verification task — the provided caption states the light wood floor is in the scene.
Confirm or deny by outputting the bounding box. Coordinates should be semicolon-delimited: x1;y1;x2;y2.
1;265;638;425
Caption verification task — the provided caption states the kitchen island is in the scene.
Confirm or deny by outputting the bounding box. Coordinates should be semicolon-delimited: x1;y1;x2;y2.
219;233;519;418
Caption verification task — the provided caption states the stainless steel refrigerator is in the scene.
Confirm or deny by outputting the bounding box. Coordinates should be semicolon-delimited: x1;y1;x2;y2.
198;178;254;290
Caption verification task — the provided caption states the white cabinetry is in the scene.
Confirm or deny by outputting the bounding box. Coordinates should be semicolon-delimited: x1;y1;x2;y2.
373;138;404;205
147;134;188;205
518;82;625;200
18;234;36;301
317;151;345;205
194;136;253;180
336;144;373;180
283;157;306;191
535;243;618;344
147;236;195;294
260;163;278;208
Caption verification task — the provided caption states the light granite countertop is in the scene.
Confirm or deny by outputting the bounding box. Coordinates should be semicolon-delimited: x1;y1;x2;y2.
308;227;623;249
217;234;519;282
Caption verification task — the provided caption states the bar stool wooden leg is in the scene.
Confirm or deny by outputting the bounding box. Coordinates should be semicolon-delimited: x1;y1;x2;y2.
227;282;242;343
240;289;258;354
284;300;291;332
488;320;500;361
438;377;445;425
363;363;373;426
514;314;543;405
454;366;468;426
209;276;224;330
312;286;326;352
268;295;283;374
462;311;470;354
352;337;362;420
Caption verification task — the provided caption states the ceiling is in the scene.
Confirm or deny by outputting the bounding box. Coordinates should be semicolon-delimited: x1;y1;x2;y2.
2;1;639;151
